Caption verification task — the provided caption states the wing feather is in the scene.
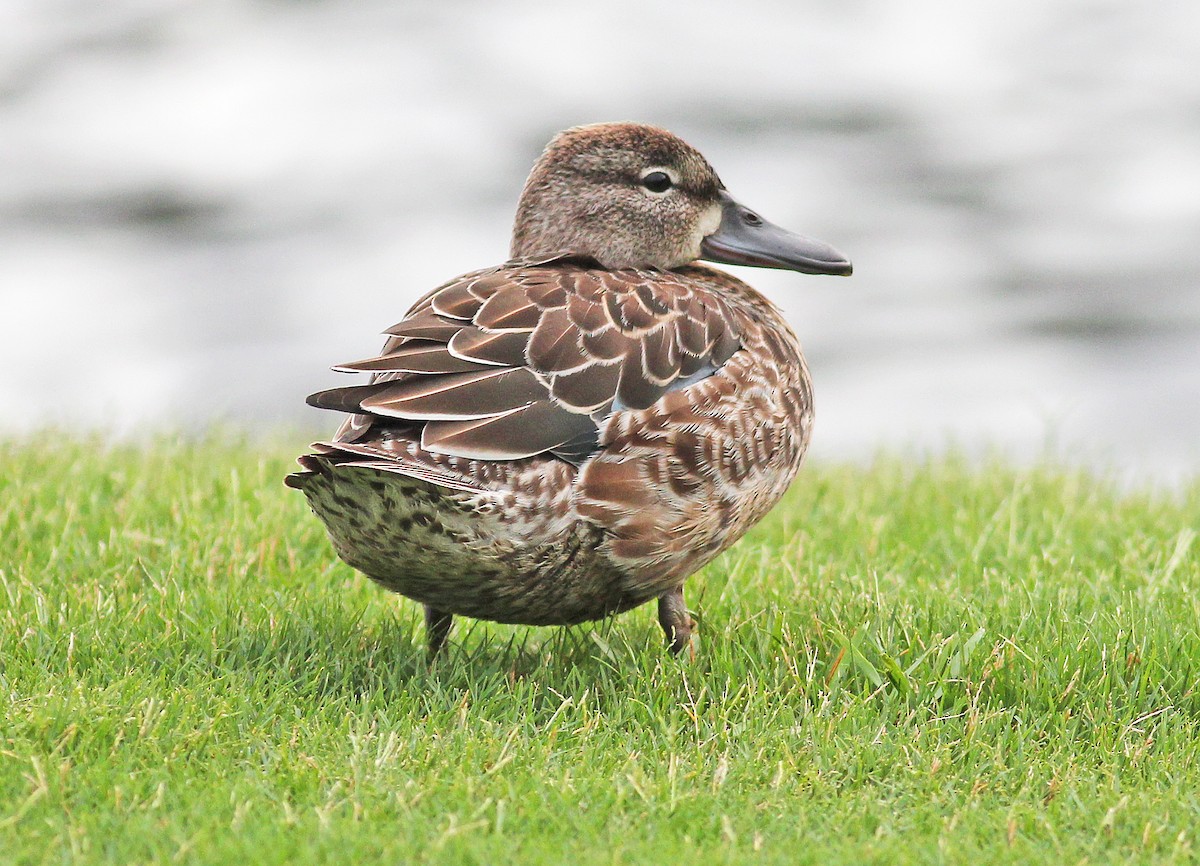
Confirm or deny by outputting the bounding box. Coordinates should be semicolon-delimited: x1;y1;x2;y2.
429;281;483;319
383;314;462;341
528;309;588;373
422;401;594;460
363;368;546;420
447;328;530;366
475;287;542;330
549;361;621;413
640;326;679;383
333;341;486;373
309;260;744;463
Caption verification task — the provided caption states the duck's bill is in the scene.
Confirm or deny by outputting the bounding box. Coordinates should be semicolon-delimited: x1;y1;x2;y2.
700;190;852;276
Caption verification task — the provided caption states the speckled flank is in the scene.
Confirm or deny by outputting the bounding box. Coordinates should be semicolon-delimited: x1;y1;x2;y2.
301;465;633;625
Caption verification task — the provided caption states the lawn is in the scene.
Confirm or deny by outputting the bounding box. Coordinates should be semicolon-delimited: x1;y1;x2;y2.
2;435;1199;864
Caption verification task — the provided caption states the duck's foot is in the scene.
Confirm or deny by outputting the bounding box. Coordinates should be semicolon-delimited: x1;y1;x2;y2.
424;606;453;658
657;587;696;657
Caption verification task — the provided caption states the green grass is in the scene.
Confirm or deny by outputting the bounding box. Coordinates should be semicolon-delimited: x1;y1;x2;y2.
2;434;1199;865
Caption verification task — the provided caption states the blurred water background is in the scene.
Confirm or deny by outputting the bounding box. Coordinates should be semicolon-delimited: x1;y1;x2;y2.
2;0;1198;484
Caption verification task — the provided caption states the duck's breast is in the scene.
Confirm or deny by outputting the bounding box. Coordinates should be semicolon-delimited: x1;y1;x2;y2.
575;270;813;590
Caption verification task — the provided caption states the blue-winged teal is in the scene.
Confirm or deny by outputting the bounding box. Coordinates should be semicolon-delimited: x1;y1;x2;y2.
287;122;851;655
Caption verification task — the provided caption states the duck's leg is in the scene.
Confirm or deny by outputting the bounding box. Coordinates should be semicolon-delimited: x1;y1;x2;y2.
424;605;453;657
657;586;696;656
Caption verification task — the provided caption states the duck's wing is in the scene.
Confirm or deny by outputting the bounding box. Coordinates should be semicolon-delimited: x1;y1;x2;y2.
305;260;742;464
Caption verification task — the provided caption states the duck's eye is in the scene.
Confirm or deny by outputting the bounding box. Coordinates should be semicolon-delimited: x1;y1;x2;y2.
641;171;673;193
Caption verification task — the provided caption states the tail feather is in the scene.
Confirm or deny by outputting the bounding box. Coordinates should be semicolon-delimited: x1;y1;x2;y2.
285;439;490;494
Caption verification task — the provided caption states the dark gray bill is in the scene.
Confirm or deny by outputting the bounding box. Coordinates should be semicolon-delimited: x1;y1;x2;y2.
700;190;852;276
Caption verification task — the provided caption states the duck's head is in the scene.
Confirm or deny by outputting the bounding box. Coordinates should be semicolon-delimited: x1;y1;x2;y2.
510;122;852;276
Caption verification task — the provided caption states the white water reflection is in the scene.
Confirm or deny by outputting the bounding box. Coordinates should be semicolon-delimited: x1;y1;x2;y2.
2;0;1198;483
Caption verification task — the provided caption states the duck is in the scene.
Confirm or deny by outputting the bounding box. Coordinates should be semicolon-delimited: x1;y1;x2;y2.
286;122;851;656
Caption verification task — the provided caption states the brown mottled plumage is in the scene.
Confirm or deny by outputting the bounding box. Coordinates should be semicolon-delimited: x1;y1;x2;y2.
286;122;851;655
